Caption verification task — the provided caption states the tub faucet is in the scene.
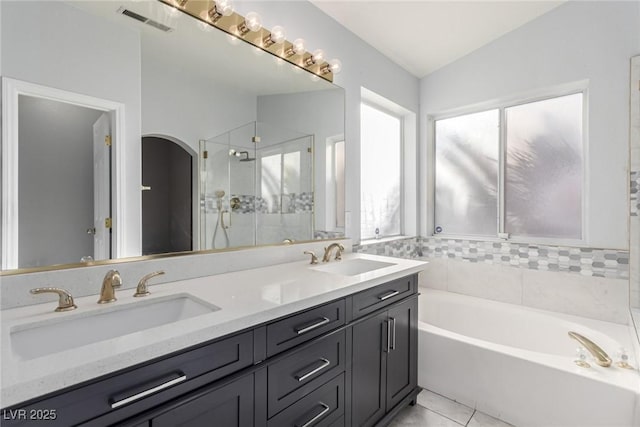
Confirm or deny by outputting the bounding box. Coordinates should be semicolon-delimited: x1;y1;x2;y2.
322;243;345;262
98;270;122;304
568;331;612;367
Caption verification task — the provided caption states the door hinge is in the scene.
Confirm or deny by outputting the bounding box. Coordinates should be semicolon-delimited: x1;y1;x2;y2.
105;135;112;146
203;150;208;159
105;217;112;229
307;147;312;153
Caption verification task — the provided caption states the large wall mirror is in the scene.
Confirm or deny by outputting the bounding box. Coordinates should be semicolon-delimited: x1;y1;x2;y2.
1;0;345;273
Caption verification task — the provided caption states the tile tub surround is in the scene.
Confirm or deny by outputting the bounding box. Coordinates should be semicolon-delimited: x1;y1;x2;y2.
0;252;427;407
0;239;352;310
355;237;629;323
354;237;630;279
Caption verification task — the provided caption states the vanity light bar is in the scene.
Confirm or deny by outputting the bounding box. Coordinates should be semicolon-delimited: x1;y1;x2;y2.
159;0;340;82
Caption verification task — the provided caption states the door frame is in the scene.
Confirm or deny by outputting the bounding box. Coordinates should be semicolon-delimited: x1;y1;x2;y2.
1;77;125;269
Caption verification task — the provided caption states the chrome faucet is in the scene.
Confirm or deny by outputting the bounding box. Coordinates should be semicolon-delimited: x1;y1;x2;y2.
98;270;122;304
322;242;345;262
568;331;612;367
134;271;165;297
30;287;77;312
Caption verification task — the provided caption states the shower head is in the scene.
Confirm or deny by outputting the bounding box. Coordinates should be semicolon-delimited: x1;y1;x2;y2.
234;150;254;162
215;190;225;198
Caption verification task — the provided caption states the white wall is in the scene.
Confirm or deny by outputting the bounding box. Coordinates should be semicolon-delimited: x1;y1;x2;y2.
141;36;258;152
1;0;143;257
419;0;640;250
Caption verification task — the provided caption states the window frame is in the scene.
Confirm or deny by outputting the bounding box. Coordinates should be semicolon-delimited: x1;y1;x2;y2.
430;82;589;246
360;100;405;240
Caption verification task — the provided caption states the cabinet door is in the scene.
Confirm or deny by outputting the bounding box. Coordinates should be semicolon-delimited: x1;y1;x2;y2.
385;297;418;411
351;312;388;427
152;374;253;427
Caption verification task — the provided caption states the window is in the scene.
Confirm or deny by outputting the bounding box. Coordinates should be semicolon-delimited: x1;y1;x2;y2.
434;92;584;240
361;103;402;239
327;139;345;228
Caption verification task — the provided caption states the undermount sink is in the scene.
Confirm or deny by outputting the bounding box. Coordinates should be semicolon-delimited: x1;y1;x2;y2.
10;294;219;360
311;258;396;276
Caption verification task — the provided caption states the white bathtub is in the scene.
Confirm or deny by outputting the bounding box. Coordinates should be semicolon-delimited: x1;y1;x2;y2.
418;288;640;427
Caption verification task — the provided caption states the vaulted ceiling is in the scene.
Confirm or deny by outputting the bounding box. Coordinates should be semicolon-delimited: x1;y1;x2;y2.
310;1;565;78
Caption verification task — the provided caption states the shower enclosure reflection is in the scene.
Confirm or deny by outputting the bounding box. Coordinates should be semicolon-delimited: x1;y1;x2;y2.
200;122;314;249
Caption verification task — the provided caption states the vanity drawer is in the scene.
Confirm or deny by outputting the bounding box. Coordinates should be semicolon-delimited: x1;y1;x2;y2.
352;275;416;319
266;299;345;357
267;373;344;427
268;330;345;418
4;331;253;427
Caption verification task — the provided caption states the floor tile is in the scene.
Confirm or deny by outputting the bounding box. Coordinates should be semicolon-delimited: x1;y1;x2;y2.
388;405;464;427
416;390;474;425
467;410;515;427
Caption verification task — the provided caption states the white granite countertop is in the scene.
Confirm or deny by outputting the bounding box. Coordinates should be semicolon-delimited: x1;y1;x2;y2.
0;253;426;408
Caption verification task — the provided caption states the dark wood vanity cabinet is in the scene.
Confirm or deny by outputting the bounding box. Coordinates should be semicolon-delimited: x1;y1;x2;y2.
351;297;418;427
2;274;419;427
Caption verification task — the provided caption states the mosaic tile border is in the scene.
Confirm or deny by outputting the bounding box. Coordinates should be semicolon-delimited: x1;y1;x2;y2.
631;170;639;216
201;192;313;214
314;230;345;239
353;236;629;280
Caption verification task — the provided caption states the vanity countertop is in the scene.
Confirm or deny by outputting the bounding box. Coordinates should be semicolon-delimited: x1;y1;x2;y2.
0;253;427;408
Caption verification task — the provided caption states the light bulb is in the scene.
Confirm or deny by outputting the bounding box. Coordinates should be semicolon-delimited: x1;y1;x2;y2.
321;58;342;76
245;12;262;32
304;48;325;67
263;25;286;47
217;0;233;16
329;58;342;74
293;38;305;55
270;26;286;44
208;0;233;23
312;49;325;63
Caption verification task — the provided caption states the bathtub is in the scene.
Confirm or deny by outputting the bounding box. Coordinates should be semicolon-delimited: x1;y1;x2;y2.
418;288;640;427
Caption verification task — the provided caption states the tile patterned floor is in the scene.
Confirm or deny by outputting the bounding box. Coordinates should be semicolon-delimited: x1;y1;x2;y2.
389;390;515;427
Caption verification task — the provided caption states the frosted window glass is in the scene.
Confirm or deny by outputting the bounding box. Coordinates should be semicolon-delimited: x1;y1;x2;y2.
435;110;499;236
360;104;401;239
505;93;583;239
261;154;281;213
335;141;345;228
283;151;300;195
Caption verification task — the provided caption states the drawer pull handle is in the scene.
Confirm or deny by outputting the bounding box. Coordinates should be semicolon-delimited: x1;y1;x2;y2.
297;403;330;427
110;373;187;409
295;316;330;335
378;290;400;301
385;320;391;353
390;317;396;350
295;358;331;382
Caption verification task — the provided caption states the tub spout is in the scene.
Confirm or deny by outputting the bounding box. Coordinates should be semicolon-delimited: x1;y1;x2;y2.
568;331;612;367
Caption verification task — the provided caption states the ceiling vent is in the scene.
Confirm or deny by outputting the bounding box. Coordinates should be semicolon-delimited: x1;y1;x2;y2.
117;7;173;32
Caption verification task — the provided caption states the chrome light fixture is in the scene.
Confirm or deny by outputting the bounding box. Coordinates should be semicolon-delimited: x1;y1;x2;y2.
161;0;341;82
